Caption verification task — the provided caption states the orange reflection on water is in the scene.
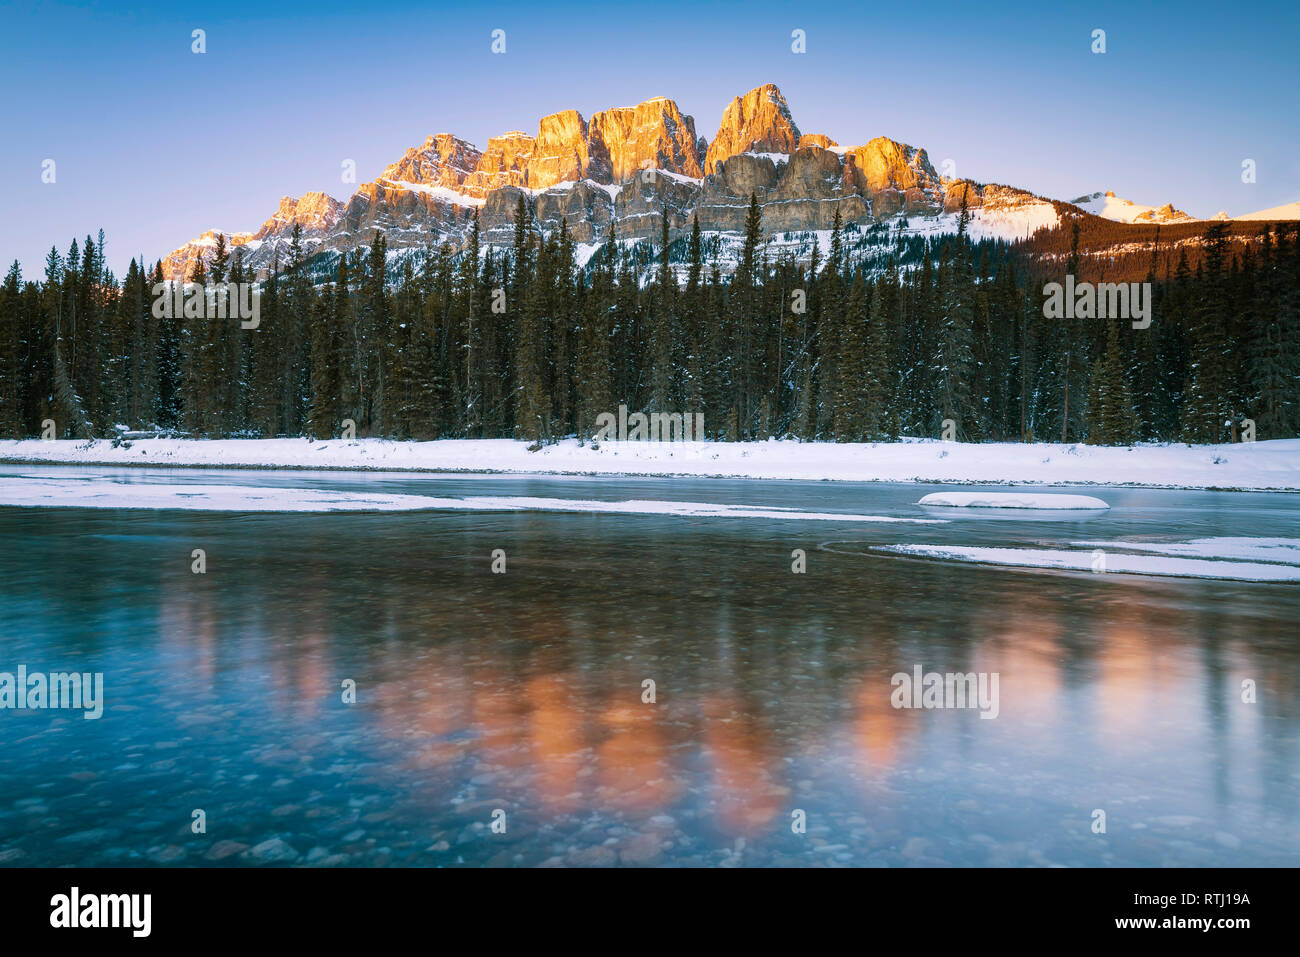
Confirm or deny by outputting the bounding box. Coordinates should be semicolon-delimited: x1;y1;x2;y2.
1094;601;1189;745
853;678;913;776
526;673;587;812
700;696;786;835
595;701;681;814
973;598;1063;725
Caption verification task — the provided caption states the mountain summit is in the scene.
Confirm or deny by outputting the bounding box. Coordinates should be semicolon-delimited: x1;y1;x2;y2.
703;83;801;174
161;84;1069;279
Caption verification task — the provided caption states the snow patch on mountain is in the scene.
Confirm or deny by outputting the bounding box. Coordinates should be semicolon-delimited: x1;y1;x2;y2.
1072;190;1196;224
379;179;486;207
1230;200;1300;221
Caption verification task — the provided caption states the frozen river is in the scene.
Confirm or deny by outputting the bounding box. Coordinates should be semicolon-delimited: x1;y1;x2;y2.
1;467;1298;866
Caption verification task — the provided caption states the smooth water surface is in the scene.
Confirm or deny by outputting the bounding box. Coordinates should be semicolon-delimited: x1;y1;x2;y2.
1;467;1297;867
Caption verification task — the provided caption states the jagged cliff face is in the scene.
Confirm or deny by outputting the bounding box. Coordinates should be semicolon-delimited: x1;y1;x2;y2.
164;191;344;281
253;192;344;238
703;83;801;175
379;135;483;192
526;110;592;189
160;84;1038;279
589;97;703;182
843;138;944;217
462;132;534;194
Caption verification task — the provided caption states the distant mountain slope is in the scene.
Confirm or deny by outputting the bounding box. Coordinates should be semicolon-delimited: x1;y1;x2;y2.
1071;190;1197;225
1232;200;1300;221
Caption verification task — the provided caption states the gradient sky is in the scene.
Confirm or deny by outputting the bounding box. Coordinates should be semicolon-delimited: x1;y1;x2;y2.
2;0;1297;277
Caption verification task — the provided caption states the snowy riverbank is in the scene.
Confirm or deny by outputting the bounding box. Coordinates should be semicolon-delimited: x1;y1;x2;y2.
2;436;1299;491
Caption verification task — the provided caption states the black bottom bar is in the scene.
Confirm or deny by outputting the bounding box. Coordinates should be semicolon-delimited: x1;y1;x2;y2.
0;866;1278;943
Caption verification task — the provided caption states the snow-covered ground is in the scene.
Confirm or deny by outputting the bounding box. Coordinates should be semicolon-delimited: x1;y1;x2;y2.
873;539;1300;582
2;437;1299;491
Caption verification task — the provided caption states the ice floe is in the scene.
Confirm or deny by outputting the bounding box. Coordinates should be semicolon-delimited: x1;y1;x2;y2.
918;492;1110;509
1072;537;1300;563
0;478;940;522
872;543;1300;581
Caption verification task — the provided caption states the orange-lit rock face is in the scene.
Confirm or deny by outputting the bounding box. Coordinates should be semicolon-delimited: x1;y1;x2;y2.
589;97;703;183
704;83;802;176
252;191;345;240
798;133;837;149
462;132;535;196
842;137;944;216
159;82;970;279
162;189;345;282
379;134;483;192
845;138;937;194
525;110;591;190
159;229;256;282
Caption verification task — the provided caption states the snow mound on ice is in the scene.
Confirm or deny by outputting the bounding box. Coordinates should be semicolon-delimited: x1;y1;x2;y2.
1073;537;1300;563
871;544;1300;582
918;492;1110;510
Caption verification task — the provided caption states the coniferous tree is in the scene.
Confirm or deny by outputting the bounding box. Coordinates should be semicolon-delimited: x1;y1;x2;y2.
309;255;347;438
1058;218;1086;442
1181;222;1234;442
862;277;896;439
681;214;705;423
515;215;550;443
0;262;21;437
934;244;975;439
180;257;207;433
723;193;765;437
833;272;867;439
577;226;615;438
1086;319;1137;444
650;207;676;414
551;219;577;435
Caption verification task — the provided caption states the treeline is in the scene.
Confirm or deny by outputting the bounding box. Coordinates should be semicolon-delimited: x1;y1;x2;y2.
1;199;1297;446
1023;207;1288;283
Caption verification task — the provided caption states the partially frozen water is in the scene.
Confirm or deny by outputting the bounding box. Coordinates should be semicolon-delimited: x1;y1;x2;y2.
1;467;1298;867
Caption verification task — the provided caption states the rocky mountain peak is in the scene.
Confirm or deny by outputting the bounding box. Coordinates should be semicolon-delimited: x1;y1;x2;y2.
704;83;801;175
157;83;1098;281
840;138;943;217
379;134;483;190
254;192;344;239
462;132;536;196
589;96;703;182
527;109;592;189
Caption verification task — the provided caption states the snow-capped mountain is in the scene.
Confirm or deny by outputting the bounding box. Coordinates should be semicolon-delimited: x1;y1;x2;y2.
160;85;1290;281
162;192;344;287
1230;200;1300;221
1070;191;1197;225
1073;190;1300;226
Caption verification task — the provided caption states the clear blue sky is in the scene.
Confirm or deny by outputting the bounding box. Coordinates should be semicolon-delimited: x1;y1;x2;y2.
2;0;1297;277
